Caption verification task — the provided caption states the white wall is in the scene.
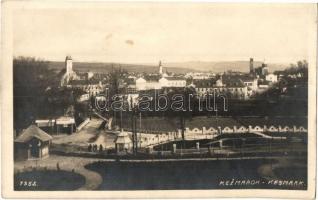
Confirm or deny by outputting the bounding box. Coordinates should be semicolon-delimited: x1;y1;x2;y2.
266;74;278;83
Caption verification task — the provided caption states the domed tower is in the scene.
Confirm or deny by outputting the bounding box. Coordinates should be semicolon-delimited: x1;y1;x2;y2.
65;56;73;74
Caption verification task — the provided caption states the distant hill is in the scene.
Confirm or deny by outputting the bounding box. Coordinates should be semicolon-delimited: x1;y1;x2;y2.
163;61;289;73
48;60;289;74
48;61;199;74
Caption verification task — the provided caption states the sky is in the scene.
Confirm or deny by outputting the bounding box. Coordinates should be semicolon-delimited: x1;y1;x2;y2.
12;3;316;64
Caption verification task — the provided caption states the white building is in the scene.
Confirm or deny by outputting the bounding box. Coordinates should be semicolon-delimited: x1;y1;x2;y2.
241;76;258;97
193;76;248;99
87;71;94;79
135;77;162;91
185;72;213;80
68;80;105;97
193;79;216;95
135;76;186;91
135;61;186;91
56;116;76;134
266;74;278;83
159;77;186;88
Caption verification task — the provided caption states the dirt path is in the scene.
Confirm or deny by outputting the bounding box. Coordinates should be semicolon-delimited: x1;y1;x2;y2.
52;118;103;147
14;155;115;190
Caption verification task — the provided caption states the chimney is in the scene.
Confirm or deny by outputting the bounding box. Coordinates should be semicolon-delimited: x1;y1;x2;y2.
249;58;254;74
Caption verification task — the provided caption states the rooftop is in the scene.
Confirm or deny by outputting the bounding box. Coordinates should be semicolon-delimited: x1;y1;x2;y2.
222;75;245;88
68;79;101;86
114;131;132;144
193;79;217;88
163;77;186;81
15;125;53;143
144;75;161;82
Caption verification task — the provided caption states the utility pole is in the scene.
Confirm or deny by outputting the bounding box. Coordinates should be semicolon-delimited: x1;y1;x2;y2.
139;112;142;148
180;116;185;150
130;97;138;155
120;96;123;130
134;110;138;154
131;98;135;154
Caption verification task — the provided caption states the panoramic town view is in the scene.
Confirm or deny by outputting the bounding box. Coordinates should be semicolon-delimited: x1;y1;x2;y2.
12;4;309;191
14;56;308;190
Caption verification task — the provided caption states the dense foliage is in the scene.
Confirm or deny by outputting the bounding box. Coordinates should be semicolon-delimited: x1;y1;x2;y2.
14;57;56;130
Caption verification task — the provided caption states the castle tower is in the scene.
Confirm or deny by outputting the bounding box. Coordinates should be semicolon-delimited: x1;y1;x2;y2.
249;58;254;74
159;60;163;75
65;56;73;74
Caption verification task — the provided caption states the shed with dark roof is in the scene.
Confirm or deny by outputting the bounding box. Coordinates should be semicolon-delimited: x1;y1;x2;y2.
14;125;53;161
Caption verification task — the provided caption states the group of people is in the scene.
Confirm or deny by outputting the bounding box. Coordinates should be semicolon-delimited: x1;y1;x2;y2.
88;144;104;153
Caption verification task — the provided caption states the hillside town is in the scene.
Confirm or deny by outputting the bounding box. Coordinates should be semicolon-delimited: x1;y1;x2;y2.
60;57;279;100
13;55;308;190
7;2;313;195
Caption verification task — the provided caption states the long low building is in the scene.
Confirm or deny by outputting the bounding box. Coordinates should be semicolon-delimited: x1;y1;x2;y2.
135;76;186;91
116;116;307;134
35;116;76;135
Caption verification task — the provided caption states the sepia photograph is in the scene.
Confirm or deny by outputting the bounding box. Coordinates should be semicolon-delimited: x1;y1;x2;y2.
1;1;316;199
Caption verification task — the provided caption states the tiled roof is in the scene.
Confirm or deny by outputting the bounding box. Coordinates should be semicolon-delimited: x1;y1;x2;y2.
143;75;160;82
114;131;132;144
193;79;217;88
222;75;245;88
68;80;87;85
163;77;186;81
125;78;135;85
15;125;53;143
239;75;256;82
68;79;100;85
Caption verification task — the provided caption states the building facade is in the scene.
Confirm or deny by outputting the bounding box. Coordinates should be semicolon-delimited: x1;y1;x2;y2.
266;74;278;83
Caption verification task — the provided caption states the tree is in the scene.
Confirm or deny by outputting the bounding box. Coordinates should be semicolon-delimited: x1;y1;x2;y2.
14;57;55;130
106;66;128;118
276;60;308;79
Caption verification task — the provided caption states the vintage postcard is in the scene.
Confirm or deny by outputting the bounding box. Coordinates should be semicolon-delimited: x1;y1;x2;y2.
1;1;317;199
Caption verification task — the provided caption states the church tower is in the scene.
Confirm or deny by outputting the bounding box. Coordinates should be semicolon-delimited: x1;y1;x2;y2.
61;55;78;86
65;56;73;74
159;60;163;75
